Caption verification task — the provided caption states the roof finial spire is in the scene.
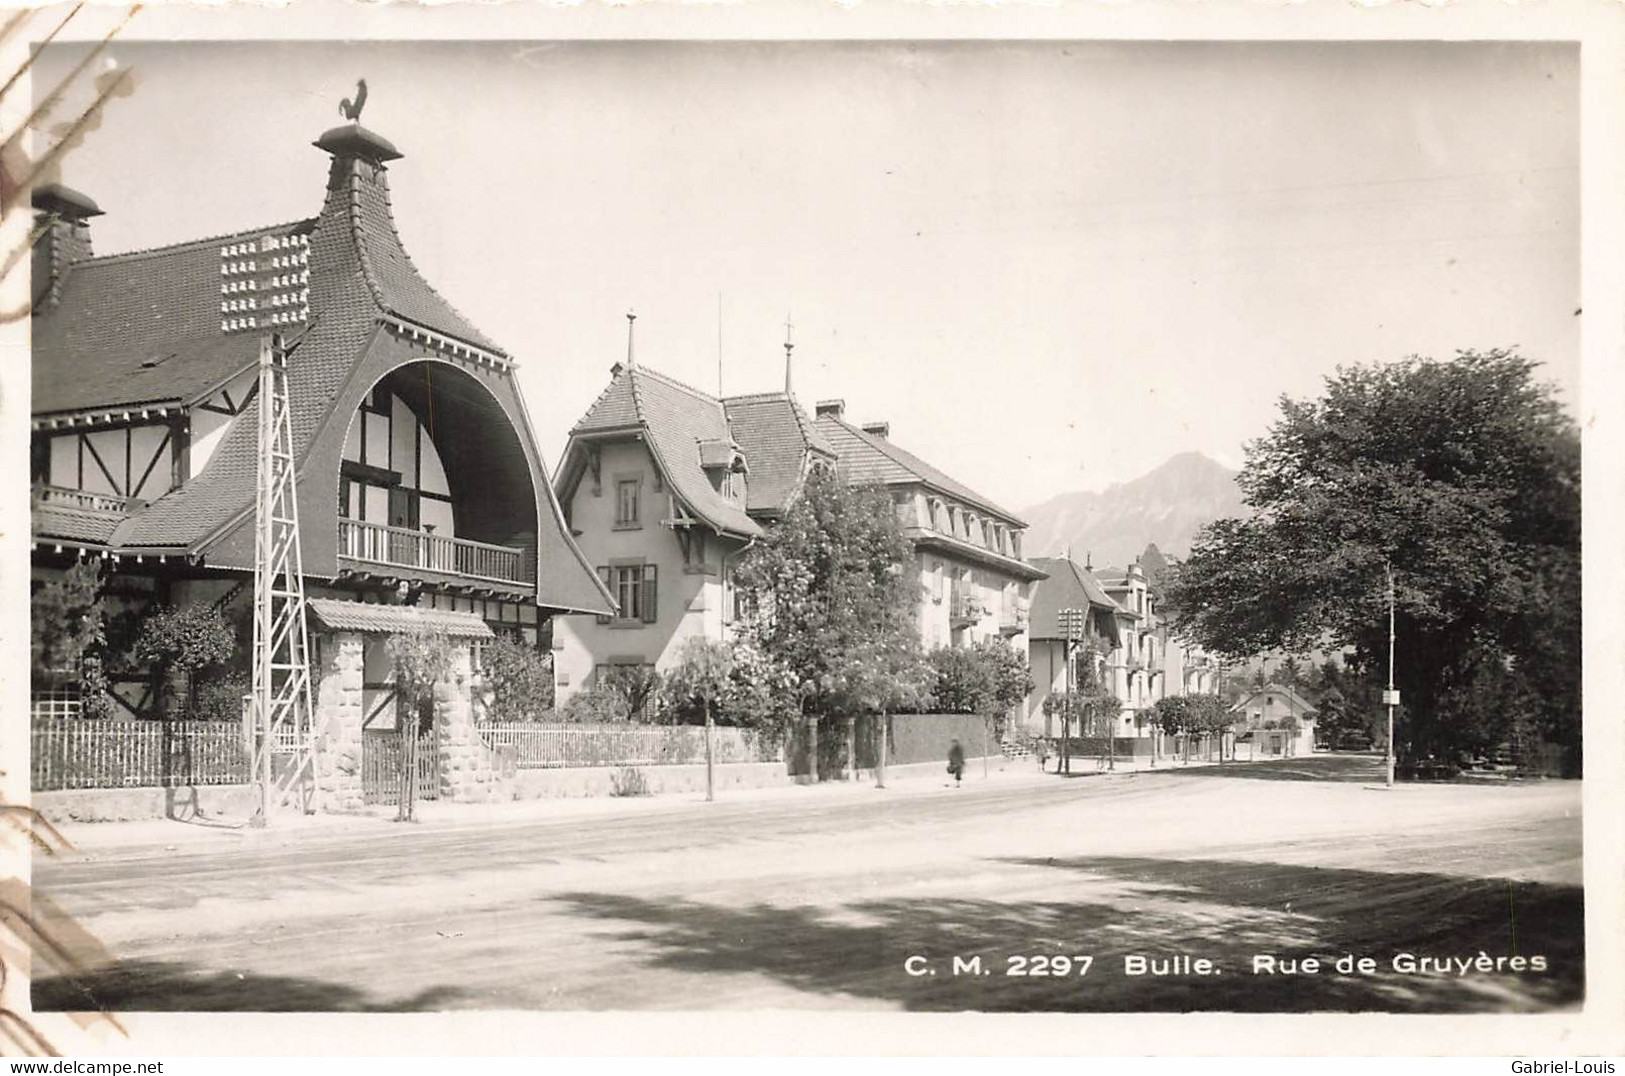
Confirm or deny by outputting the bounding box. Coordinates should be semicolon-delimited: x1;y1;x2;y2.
1085;550;1092;570
626;309;637;369
783;310;795;396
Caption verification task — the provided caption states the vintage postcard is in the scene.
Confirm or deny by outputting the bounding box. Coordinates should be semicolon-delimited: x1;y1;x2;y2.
1;0;1620;1059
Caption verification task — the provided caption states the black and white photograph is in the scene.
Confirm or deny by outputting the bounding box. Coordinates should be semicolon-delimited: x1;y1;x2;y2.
1;2;1619;1060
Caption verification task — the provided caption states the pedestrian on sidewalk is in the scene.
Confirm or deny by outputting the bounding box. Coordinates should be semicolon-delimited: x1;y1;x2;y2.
947;739;965;786
1037;738;1052;773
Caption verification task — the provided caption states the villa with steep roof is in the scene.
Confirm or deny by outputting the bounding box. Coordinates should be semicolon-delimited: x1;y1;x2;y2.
550;351;837;701
29;116;610;808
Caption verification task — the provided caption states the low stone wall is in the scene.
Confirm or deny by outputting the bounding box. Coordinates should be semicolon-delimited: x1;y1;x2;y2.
509;761;792;799
33;784;259;824
886;713;993;767
790;712;998;779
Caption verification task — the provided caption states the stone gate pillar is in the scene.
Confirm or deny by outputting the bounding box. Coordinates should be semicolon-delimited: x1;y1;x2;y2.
314;631;365;812
435;642;506;803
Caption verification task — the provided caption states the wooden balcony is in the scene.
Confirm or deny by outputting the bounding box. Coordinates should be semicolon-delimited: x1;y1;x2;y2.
999;599;1031;636
32;484;141;515
338;518;531;587
949;583;983;627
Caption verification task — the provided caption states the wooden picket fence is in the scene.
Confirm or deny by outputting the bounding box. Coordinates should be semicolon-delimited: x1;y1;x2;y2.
475;722;780;769
32;719;251;791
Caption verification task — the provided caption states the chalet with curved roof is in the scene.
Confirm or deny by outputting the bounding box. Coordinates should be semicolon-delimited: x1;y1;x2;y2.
30;118;611;735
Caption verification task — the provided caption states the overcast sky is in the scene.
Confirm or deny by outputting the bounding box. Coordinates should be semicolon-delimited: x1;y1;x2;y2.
38;40;1578;512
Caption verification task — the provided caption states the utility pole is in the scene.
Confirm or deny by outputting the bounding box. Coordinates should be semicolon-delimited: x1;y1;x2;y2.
251;332;318;825
1384;560;1399;788
1060;608;1084;776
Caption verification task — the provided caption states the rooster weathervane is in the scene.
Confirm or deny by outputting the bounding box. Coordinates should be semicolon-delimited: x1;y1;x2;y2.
339;78;368;123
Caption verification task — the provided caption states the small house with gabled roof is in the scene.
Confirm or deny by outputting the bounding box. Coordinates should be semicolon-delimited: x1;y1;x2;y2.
1025;555;1123;737
1229;683;1319;757
29;114;611;808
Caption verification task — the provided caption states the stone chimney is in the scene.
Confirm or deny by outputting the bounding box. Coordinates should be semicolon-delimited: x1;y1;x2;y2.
32;183;102;310
861;421;890;439
815;399;845;419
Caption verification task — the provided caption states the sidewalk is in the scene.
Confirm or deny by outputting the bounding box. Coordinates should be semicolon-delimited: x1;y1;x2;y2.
35;753;1054;860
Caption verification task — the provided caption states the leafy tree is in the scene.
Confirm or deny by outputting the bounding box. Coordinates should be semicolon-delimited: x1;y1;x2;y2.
928;645;992;715
1166;350;1580;764
733;469;919;780
1277;656;1303;689
385;629;455;822
1151;695;1196;761
132;604;236;718
665;637;736;801
558;684;632;724
981;640;1035;728
479;636;555;721
599;664;664;722
31;561;118;718
31;560;107;682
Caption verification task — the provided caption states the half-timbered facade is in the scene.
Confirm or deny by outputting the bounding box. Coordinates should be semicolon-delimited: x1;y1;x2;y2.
30;115;610;805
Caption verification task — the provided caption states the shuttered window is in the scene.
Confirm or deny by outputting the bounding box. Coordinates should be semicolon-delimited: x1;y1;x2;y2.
598;564;659;624
596;567;612;624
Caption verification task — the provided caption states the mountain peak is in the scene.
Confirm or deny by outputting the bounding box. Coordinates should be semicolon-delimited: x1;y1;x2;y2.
1021;452;1247;565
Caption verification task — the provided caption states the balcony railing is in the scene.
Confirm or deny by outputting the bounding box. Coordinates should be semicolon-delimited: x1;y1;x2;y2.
999;599;1031;635
339;518;530;586
32;484;141;515
949;583;983;626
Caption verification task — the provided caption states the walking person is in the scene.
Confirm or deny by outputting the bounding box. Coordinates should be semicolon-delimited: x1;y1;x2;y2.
947;739;966;787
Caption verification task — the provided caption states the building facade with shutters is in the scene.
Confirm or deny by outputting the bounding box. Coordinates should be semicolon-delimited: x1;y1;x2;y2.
551;360;837;702
811;400;1046;657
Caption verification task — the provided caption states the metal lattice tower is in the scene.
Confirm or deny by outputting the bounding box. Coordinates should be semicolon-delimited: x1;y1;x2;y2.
250;332;319;823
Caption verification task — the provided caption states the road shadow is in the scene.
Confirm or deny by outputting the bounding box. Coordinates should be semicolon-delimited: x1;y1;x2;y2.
32;959;467;1012
551;853;1581;1012
1153;755;1385;782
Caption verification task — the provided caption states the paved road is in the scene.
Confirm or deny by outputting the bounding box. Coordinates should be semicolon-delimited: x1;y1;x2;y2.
31;756;1583;1013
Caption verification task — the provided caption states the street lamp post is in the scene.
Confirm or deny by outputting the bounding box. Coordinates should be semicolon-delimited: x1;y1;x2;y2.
1384;560;1399;788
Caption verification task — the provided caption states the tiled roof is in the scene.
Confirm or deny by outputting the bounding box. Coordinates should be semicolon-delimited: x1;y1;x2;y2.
567;364;761;537
572;367;639;433
341;153;504;355
32;222;312;416
31;502;125;545
813;413;1025;526
1229;684;1321;716
631;367;761;537
722;391;835;515
307;598;495;639
1028;556;1122;642
31;124;610;616
36;128;511;554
